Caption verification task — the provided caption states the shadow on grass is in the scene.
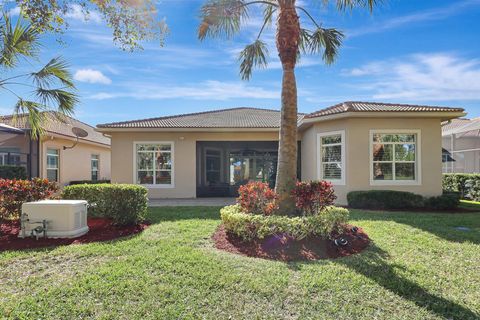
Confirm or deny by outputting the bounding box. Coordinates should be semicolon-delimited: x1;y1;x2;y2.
351;210;480;244
147;206;221;223
289;244;479;320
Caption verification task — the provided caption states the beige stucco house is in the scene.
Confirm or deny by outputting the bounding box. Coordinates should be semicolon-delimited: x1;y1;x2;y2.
97;101;465;205
0;112;111;186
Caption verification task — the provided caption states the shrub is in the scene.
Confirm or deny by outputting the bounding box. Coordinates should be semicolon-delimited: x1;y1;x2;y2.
220;204;349;241
292;180;336;215
0;178;58;221
237;181;278;215
0;165;27;179
69;179;111;185
62;184;148;225
347;190;424;210
424;192;460;210
443;173;480;200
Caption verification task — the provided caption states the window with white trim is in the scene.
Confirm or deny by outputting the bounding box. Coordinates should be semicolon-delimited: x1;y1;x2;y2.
135;143;173;186
91;154;99;181
46;148;59;182
371;133;418;182
318;131;345;184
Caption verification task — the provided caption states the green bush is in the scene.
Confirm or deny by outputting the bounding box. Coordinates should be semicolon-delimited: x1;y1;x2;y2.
220;204;349;241
62;184;148;225
424;192;460;210
347;190;424;210
443;173;480;201
0;165;27;179
69;179;111;185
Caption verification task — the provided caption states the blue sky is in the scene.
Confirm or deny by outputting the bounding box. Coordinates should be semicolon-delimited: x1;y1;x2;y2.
2;0;480;125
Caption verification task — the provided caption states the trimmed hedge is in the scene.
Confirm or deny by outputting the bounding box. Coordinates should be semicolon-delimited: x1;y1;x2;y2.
347;190;424;210
69;179;111;185
347;190;460;211
443;173;480;201
220;204;349;241
0;165;27;179
62;184;148;225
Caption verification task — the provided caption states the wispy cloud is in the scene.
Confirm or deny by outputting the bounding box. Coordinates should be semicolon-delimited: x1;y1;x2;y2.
349;0;480;37
74;69;112;84
342;53;480;101
88;80;278;100
65;4;102;24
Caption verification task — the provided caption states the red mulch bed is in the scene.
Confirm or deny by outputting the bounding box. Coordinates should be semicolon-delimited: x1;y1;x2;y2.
212;224;370;262
0;218;149;252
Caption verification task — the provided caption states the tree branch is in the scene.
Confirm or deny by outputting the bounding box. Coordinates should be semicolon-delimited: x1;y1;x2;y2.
296;6;321;29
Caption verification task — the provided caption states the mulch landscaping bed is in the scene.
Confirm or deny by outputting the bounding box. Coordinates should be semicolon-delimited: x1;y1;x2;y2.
213;224;370;261
0;218;149;252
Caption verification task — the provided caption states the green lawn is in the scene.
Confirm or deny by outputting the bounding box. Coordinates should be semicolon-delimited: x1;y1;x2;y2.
1;205;479;320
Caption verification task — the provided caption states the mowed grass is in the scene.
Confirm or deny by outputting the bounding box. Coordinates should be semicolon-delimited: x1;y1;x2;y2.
1;204;479;320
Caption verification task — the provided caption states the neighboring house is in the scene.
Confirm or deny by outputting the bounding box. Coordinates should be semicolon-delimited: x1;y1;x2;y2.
97;101;464;205
442;117;480;173
0;112;111;185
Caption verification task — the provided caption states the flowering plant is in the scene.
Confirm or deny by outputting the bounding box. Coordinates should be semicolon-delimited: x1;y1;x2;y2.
237;181;278;215
292;180;337;215
0;178;58;221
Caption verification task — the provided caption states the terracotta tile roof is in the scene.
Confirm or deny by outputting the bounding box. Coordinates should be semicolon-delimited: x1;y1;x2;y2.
306;101;465;119
0;112;110;146
443;118;480;137
97;102;465;130
98;107;305;129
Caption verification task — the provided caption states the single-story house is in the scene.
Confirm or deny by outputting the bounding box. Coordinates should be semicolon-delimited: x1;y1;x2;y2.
97;101;465;205
0;112;111;185
442;117;480;173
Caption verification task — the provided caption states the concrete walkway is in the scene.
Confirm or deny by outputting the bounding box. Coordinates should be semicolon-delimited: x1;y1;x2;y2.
149;197;236;207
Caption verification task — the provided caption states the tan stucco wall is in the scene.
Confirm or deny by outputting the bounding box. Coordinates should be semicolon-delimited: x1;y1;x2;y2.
40;136;111;186
109;131;279;198
301;117;443;205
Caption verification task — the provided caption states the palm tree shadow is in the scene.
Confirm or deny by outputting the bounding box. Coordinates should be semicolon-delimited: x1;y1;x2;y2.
352;210;480;244
333;244;479;320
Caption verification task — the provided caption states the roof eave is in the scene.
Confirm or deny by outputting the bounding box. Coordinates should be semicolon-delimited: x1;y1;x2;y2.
95;127;281;133
299;111;467;129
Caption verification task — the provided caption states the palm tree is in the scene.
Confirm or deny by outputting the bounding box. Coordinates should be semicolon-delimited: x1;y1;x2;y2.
199;0;379;214
0;13;78;138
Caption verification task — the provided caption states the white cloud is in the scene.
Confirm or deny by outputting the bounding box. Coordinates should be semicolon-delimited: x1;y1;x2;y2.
342;53;480;101
74;69;112;84
8;7;21;16
88;80;278;100
349;0;480;37
65;4;102;24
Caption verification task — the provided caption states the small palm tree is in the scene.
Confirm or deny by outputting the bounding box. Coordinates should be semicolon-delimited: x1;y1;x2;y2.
199;0;379;214
0;13;78;138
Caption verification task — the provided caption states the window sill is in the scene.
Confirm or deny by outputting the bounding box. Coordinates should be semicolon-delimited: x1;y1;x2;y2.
370;180;421;186
138;184;175;189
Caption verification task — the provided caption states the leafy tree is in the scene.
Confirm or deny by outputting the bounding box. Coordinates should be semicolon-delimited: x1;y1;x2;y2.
10;0;168;50
0;13;78;138
198;0;379;214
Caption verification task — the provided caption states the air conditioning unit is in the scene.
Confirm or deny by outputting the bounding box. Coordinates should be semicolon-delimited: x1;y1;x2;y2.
20;200;89;239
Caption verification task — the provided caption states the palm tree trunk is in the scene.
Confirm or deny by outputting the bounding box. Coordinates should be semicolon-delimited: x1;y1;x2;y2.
275;0;300;215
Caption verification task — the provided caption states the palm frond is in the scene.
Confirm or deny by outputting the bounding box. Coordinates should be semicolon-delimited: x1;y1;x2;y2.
30;57;75;88
13;99;47;139
307;27;344;65
198;0;250;40
238;39;269;80
328;0;382;12
35;88;78;116
0;13;40;68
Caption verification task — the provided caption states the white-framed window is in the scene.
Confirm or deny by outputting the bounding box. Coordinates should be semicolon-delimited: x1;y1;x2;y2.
91;154;99;181
317;130;346;185
134;142;174;187
370;130;421;185
46;148;59;182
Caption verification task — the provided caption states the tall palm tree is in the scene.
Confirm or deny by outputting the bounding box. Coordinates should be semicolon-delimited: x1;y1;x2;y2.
199;0;379;214
0;13;78;138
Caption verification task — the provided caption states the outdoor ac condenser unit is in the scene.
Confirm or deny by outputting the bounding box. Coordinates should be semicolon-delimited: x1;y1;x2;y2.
20;200;89;239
